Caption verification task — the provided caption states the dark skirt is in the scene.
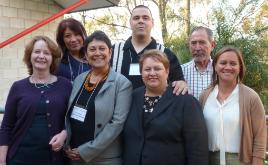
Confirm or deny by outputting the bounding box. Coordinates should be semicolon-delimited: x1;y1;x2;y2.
8;114;52;165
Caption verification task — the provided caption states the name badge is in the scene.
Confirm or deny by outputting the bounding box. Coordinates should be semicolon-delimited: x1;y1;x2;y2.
129;63;140;75
70;106;87;122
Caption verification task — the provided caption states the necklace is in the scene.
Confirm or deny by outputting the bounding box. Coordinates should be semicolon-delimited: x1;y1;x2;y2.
83;69;109;92
144;95;162;113
31;75;52;89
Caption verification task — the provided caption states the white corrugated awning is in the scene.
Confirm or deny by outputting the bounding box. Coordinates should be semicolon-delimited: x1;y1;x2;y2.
53;0;120;13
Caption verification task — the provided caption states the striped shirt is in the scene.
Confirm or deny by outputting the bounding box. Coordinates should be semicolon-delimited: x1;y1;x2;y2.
181;59;213;99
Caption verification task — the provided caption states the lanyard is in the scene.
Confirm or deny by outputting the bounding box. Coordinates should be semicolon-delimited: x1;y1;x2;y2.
75;85;97;109
128;50;134;64
68;55;84;83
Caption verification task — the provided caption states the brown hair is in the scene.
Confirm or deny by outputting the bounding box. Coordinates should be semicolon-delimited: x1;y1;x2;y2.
212;46;246;86
139;49;170;73
23;36;61;75
56;18;87;63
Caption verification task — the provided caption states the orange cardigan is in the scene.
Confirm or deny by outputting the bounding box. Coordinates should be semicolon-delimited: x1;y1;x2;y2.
199;84;267;164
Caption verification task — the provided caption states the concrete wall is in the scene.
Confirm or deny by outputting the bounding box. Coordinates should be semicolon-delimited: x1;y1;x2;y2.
0;0;63;108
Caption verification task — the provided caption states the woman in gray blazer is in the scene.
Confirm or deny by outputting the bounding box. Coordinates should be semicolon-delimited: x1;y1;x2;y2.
64;31;132;165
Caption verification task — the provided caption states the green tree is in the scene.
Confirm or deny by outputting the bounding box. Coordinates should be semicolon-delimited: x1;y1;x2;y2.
165;0;268;109
211;0;268;109
67;0;268;109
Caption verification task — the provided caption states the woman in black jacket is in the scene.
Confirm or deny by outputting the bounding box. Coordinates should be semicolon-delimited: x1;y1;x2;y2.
123;49;209;165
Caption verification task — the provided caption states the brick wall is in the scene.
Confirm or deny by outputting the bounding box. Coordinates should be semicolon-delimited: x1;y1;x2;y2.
0;0;63;108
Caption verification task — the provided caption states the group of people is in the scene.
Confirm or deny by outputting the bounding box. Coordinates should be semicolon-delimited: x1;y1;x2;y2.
0;4;266;165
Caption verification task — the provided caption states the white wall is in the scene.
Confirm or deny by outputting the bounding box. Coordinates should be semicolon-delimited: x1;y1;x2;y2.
0;0;63;108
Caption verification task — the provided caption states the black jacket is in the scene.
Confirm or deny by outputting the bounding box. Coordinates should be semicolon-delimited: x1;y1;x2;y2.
123;86;209;165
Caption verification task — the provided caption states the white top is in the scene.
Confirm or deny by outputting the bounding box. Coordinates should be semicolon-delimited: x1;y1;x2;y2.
181;59;213;99
203;85;240;165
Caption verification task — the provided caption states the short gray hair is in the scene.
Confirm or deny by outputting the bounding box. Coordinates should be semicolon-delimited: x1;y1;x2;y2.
190;26;214;42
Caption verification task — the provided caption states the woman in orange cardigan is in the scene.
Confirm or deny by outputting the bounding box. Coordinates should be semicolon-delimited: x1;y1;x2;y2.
199;46;266;165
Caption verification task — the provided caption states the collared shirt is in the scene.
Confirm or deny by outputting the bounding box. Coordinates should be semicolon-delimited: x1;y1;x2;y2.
112;37;184;89
181;59;213;99
203;85;240;165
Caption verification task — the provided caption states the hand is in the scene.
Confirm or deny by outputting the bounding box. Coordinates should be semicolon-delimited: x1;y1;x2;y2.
0;146;8;165
64;147;81;160
252;157;264;165
172;80;188;95
0;161;6;165
49;130;67;152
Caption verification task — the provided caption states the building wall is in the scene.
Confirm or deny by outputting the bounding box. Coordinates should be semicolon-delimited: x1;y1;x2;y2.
0;0;63;108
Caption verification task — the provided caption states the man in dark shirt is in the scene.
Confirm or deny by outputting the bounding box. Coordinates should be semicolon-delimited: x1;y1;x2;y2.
111;5;187;94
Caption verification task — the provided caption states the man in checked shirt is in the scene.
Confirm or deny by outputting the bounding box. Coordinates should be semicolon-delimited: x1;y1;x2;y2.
181;26;215;99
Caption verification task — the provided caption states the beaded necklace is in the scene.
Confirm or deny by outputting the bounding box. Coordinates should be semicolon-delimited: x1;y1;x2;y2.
83;69;109;92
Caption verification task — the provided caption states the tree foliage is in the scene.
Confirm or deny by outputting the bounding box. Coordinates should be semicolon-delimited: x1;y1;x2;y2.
162;0;268;109
67;0;268;108
210;0;268;105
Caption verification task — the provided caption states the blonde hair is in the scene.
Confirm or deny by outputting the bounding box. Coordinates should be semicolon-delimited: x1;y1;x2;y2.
212;46;246;86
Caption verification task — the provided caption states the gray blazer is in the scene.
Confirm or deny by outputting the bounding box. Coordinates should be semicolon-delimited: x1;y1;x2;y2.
65;69;132;163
